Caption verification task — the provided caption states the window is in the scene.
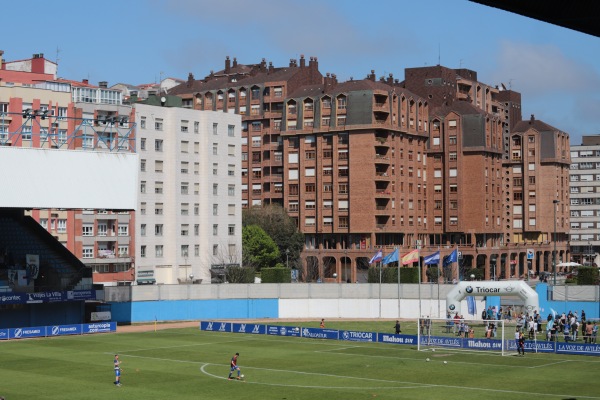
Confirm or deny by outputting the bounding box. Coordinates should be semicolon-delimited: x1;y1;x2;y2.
228;124;235;137
213;204;218;216
213;244;219;256
155;224;163;236
155;118;163;131
213;163;218;175
82;246;94;259
181;203;189;215
194;224;199;236
194;204;199;215
97;223;107;236
140;138;146;150
155;245;164;257
155;139;163;151
213;224;219;236
228;164;235;176
194;121;200;133
140;245;146;258
305;167;315;177
155;181;163;194
305;217;316;226
141;159;146;172
56;219;67;233
213;143;218;155
140;224;146;236
181;245;189;257
118;224;129;236
228;225;235;236
181;161;189;174
339;216;349;228
181;225;189;236
449;169;457;177
82;224;94;236
339;183;349;194
305;200;316;209
305;183;316;192
338;200;348;211
155;160;163;173
213;123;218;135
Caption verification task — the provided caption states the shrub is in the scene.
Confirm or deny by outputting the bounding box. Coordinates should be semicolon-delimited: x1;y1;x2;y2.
261;267;292;283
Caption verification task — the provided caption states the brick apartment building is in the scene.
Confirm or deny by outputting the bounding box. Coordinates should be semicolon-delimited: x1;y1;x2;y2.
171;56;570;283
0;51;136;286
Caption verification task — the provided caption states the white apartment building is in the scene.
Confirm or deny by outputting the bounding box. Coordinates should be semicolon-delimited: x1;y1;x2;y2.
134;102;242;284
569;135;600;267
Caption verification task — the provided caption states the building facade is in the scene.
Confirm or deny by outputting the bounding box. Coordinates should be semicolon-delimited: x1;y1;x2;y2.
169;56;571;283
134;101;242;284
569;135;600;267
0;50;137;286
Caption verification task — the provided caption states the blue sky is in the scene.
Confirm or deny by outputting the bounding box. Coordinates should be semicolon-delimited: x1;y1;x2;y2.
2;0;598;143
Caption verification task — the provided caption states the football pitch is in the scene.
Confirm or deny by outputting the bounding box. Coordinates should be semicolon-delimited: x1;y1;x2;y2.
1;323;599;400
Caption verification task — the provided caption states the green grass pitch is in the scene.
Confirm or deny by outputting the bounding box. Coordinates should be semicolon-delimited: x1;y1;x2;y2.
1;322;599;400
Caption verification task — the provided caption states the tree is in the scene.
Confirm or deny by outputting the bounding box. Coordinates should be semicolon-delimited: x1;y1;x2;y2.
243;205;304;268
242;225;280;271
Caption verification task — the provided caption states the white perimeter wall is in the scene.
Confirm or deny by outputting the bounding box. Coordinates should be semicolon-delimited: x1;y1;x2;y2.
0;147;138;210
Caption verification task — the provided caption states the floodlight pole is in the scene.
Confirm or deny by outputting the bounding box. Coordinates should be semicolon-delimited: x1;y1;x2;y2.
553;200;560;286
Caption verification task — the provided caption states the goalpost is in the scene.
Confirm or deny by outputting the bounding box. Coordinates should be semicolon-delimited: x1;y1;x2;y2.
417;317;510;356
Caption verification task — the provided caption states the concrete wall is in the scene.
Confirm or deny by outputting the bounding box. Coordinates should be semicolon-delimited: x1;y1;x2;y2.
105;283;600;324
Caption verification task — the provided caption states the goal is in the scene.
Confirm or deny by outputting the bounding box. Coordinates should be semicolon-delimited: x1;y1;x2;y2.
417;317;509;356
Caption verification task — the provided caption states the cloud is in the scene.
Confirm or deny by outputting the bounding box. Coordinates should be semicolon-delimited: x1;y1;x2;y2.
490;40;600;96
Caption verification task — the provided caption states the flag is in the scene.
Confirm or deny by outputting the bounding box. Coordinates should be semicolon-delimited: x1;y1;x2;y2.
382;248;399;265
443;249;458;267
401;249;419;265
423;251;440;265
369;250;383;264
550;308;557;319
467;296;476;316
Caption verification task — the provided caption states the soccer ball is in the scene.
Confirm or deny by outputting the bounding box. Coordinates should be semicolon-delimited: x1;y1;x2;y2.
431;349;435;352
443;361;448;364
240;374;244;379
426;358;430;362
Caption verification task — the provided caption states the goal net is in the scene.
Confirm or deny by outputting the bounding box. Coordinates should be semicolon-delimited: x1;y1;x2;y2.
417;317;508;356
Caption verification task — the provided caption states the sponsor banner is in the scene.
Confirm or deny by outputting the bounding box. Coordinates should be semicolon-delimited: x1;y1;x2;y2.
556;342;600;355
90;311;112;322
506;339;555;353
0;329;9;340
50;324;82;336
378;333;417;345
232;323;266;335
10;326;46;339
301;327;339;340
340;330;376;342
464;338;505;351
266;325;301;337
419;335;462;348
199;321;231;333
82;322;116;334
0;290;96;305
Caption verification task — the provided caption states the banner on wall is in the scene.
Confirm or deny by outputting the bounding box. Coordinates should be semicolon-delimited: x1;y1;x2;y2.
0;290;96;305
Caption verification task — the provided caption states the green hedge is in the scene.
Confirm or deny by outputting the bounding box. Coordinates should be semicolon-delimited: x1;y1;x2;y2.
577;267;599;285
226;266;256;283
367;266;419;283
261;267;292;283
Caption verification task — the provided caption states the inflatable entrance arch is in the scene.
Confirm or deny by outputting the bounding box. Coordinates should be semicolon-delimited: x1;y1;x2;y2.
446;281;539;316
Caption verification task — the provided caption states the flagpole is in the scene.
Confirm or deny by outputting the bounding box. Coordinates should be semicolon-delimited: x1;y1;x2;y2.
417;243;422;320
437;246;441;318
379;260;382;318
397;251;401;319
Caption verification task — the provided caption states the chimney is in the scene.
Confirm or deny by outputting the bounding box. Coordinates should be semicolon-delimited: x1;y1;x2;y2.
99;81;108;88
233;57;238;68
187;72;194;87
387;73;393;85
31;53;46;74
0;50;4;68
530;114;535;123
289;58;294;67
369;70;376;82
268;61;273;73
82;79;88;85
300;54;305;68
225;56;231;74
260;58;267;72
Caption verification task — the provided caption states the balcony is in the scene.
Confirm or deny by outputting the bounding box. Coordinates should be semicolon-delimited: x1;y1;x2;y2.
375;154;390;164
375;171;391;181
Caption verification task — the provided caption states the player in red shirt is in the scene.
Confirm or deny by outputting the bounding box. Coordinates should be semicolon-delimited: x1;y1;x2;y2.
228;353;241;380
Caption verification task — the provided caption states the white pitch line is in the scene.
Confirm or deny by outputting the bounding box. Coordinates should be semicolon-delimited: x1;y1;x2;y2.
112;353;600;399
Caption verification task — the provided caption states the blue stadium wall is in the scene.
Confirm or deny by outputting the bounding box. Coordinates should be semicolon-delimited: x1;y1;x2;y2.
109;298;278;323
108;284;599;324
0;302;84;329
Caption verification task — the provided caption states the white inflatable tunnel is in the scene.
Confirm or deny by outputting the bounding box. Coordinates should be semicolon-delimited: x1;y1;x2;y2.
446;281;539;316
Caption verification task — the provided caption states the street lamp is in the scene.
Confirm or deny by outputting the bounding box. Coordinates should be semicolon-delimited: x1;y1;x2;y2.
285;249;289;269
470;274;475;281
553;199;560;286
